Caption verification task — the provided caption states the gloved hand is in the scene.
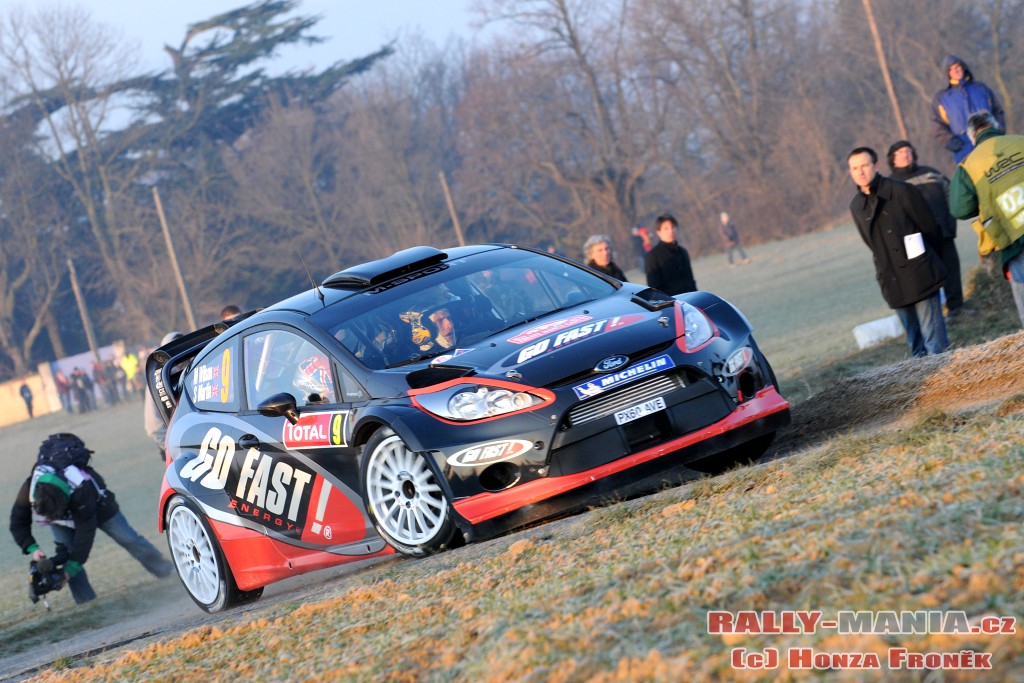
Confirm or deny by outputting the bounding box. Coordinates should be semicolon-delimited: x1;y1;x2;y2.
946;136;964;152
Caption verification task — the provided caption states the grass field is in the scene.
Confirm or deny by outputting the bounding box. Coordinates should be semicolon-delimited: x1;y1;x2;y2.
2;222;1023;679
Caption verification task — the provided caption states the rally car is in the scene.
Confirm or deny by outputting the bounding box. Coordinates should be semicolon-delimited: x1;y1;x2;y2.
148;244;789;611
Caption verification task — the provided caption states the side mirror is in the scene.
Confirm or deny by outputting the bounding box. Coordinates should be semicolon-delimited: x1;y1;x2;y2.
258;392;300;424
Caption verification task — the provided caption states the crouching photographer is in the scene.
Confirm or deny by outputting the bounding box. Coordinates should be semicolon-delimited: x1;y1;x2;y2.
9;433;173;605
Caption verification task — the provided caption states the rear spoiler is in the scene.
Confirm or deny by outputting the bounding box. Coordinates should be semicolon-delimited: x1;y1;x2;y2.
144;311;256;427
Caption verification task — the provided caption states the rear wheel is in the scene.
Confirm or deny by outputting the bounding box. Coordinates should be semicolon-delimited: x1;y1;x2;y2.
165;495;263;612
361;427;457;556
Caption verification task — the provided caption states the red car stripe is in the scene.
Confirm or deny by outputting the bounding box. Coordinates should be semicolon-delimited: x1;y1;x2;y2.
453;386;789;524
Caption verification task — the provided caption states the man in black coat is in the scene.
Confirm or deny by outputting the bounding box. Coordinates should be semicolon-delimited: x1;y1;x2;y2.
848;147;949;357
887;140;964;318
645;213;696;295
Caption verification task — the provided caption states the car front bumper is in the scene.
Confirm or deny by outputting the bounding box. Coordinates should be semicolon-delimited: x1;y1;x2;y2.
450;385;790;540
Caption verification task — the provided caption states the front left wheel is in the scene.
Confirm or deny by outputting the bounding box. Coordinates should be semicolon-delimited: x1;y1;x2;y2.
165;495;263;612
361;427;458;556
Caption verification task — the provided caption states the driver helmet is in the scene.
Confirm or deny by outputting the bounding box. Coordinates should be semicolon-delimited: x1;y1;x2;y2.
293;353;332;398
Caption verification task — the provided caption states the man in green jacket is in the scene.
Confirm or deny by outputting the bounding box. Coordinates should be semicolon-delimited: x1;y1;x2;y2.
949;111;1024;327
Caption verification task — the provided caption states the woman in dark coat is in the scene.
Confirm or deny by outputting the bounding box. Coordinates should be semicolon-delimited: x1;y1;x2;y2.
583;234;628;281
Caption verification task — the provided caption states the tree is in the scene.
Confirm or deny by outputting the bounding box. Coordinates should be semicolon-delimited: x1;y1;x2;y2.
0;106;72;376
462;0;665;255
0;5;161;342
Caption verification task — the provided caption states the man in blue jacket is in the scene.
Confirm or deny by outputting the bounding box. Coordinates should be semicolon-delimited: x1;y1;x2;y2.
930;55;1005;165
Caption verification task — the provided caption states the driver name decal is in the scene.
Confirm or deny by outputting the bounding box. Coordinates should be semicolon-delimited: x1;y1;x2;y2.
191;348;233;405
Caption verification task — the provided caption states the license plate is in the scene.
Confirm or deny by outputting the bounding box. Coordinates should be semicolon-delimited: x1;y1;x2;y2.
614;396;666;425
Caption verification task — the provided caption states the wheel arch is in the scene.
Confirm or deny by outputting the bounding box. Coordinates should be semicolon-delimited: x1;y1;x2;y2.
676;291;753;338
351;411;458;504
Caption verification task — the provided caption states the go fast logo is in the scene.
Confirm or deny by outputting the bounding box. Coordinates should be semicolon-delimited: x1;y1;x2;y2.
515;315;644;364
180;427;314;534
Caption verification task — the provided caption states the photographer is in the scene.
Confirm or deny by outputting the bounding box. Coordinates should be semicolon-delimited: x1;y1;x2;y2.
9;436;173;604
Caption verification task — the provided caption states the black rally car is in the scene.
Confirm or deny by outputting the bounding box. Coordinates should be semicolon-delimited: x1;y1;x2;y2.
149;244;789;611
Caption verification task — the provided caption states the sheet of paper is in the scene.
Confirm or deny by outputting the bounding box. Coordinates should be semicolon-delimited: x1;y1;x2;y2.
904;232;925;260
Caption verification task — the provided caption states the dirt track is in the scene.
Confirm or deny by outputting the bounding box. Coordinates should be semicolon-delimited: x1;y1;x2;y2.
5;331;1023;681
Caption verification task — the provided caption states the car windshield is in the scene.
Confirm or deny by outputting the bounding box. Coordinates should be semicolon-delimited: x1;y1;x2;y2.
311;249;617;369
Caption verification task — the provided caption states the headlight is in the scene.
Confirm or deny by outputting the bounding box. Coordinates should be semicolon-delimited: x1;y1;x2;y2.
449;386;539;419
411;380;554;422
680;302;714;350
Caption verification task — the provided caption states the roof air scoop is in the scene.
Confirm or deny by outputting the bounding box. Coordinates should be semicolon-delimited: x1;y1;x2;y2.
323;247;448;289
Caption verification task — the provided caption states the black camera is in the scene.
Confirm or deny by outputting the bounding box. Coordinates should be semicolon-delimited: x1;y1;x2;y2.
29;558;66;603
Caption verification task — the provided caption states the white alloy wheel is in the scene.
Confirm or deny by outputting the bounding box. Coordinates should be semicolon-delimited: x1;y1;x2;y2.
167;498;224;608
363;430;455;555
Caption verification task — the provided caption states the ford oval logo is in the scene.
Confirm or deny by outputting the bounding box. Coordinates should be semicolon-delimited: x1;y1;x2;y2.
595;355;629;372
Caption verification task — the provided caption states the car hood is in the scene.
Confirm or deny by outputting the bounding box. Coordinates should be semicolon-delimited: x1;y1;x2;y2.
414;296;679;389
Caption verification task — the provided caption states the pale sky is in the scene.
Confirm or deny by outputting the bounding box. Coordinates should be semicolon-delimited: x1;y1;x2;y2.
47;1;482;74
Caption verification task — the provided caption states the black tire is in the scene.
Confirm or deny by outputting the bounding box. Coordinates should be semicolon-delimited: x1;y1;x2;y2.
360;427;457;556
164;495;263;612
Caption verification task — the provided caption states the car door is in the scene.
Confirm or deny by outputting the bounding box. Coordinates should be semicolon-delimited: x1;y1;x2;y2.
236;325;376;551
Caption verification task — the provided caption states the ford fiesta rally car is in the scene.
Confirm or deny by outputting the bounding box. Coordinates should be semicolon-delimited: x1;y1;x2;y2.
148;244;789;611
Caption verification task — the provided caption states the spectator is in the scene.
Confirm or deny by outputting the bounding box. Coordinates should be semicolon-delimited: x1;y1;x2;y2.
144;332;184;458
93;360;116;407
70;368;92;413
886;140;965;318
120;351;139;397
541;242;566;259
718;212;751;266
9;434;173;604
629;226;651;271
645;213;697;295
220;304;242;321
847;147;948;357
930;55;1005;165
54;370;72;413
949;111;1024;328
19;382;33;418
583;235;628;281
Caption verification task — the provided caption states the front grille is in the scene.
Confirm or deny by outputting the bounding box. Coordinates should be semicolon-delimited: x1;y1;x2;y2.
567;373;684;426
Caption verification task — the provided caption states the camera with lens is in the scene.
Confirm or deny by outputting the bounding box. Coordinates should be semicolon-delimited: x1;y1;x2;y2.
29;558;65;603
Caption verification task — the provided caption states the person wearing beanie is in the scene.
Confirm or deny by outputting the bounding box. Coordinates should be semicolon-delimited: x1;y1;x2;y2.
930;55;1005;164
886;140;964;318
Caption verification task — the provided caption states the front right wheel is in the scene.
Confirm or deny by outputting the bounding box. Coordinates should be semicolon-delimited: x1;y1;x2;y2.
361;427;457;556
165;495;263;612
